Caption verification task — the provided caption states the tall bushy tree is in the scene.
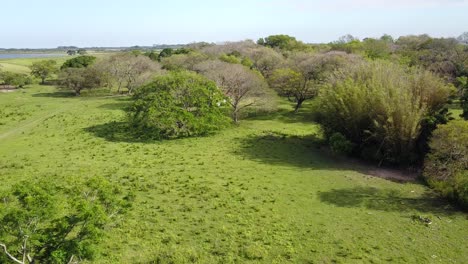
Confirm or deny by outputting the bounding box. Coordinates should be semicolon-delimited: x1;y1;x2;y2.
128;71;230;139
317;61;453;164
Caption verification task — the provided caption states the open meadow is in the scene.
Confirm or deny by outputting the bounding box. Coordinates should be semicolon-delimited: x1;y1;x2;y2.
1;76;467;263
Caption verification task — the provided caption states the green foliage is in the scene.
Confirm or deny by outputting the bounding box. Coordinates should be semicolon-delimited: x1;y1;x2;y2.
29;60;58;84
329;132;354;155
0;71;32;88
0;83;467;263
61;55;96;69
257;34;309;51
241;57;254;68
158;48;173;61
423;121;468;208
128;71;230;139
362;38;391;60
77;49;87;55
457;76;468;120
0;177;132;263
219;53;240;64
144;50;159;61
158;48;191;62
317;61;453;164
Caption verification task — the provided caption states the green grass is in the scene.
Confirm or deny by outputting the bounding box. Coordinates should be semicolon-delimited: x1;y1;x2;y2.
0;53;111;75
1;85;467;263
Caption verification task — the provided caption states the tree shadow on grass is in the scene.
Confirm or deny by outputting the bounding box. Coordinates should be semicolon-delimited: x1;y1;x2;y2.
236;131;423;183
234;131;333;169
246;104;316;124
318;187;459;215
98;98;132;110
84;121;157;143
32;91;76;98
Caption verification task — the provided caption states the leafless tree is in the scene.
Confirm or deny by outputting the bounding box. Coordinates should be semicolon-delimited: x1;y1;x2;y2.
95;53;162;94
195;60;268;122
269;51;356;112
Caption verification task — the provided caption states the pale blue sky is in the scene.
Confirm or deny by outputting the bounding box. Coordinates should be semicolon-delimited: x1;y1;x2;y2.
1;0;467;48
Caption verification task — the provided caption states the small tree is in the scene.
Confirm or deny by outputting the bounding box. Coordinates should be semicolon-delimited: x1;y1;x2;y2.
59;67;102;96
128;71;230;139
29;60;58;84
269;51;353;112
195;60;268;122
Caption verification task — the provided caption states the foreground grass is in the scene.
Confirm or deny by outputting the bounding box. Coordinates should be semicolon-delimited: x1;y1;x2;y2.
0;85;467;263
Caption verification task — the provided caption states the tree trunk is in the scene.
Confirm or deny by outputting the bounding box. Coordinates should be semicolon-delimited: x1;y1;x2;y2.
232;105;239;123
41;77;46;85
294;99;304;113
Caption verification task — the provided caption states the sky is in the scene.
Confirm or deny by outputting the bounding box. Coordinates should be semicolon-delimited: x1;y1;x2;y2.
0;0;467;48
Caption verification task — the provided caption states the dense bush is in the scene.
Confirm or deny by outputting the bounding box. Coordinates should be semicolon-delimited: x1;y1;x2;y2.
61;55;96;69
423;121;468;208
0;71;32;88
128;71;230;139
329;132;354;155
316;61;454;165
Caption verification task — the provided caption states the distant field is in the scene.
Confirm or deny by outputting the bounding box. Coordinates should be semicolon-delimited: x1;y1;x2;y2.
0;84;466;263
0;53;111;75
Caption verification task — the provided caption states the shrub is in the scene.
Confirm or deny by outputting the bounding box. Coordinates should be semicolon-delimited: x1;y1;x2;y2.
329;132;354;155
423;121;468;208
0;71;32;88
316;61;453;165
128;71;230;139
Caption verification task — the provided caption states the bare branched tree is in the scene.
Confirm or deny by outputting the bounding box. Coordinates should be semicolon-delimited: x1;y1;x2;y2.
196;60;267;122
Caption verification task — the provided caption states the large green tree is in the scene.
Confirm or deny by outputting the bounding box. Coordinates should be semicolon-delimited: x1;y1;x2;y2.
128;71;230;139
29;60;58;84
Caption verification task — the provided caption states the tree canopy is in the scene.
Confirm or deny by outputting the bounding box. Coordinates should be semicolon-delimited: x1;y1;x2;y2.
128;71;230;139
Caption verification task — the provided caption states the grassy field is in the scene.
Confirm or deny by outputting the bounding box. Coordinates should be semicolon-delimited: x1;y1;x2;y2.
0;53;109;75
1;83;467;263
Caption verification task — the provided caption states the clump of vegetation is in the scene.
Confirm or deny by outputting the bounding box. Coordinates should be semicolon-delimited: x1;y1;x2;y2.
316;60;454;165
61;55;96;69
0;177;133;263
128;71;230;139
0;71;32;88
423;121;468;208
329;132;354;155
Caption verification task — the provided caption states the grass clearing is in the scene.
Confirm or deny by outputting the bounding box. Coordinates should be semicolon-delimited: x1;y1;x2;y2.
1;84;467;263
